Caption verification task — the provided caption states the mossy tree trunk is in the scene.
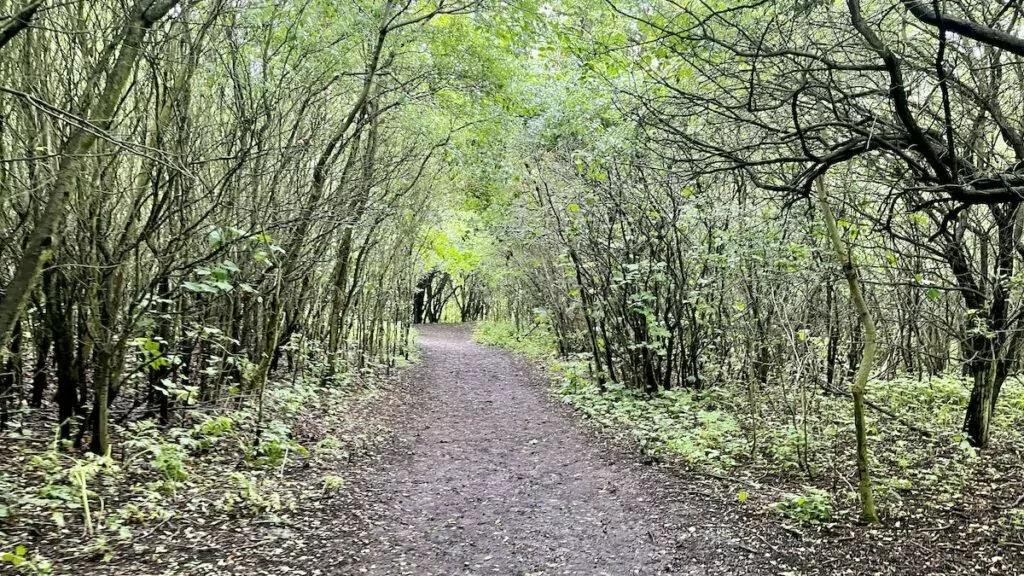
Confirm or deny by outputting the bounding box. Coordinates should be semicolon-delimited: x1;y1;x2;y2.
815;178;879;524
0;0;181;368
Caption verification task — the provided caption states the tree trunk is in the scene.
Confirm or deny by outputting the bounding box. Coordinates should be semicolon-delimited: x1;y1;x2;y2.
0;0;181;354
815;178;879;524
961;204;1018;448
30;312;50;408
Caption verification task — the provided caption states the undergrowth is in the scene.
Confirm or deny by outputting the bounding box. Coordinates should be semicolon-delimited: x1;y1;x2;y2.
475;319;1024;528
0;350;409;573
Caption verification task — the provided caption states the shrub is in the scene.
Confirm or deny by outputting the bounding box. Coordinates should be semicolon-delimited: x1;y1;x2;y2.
770;488;832;525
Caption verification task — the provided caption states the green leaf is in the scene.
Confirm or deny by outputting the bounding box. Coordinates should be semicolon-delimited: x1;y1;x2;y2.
208;228;224;248
183;281;217;293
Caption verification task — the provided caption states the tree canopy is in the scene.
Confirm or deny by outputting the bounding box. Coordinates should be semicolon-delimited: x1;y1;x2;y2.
3;0;1024;571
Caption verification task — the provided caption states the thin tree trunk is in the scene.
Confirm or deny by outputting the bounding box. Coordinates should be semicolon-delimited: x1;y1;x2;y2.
0;0;180;354
815;178;879;524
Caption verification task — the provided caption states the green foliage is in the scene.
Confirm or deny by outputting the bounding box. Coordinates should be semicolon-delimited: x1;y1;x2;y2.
321;474;346;493
1;351;403;570
474;319;557;359
316;435;342;453
1;545;51;575
67;453;117;535
557;374;747;473
151;444;188;483
220;473;292;515
770;488;832;525
124;420;193;489
482;319;1024;531
1000;508;1024;533
4;0;1024;567
192;414;235;449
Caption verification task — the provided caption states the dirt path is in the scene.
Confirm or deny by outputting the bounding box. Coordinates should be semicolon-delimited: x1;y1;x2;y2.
47;324;1011;575
339;324;755;575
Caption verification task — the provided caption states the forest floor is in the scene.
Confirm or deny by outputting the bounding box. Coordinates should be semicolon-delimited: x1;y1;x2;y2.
326;324;1020;576
7;324;1019;575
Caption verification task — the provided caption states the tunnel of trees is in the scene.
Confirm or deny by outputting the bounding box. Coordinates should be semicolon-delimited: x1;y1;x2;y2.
3;0;1024;569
